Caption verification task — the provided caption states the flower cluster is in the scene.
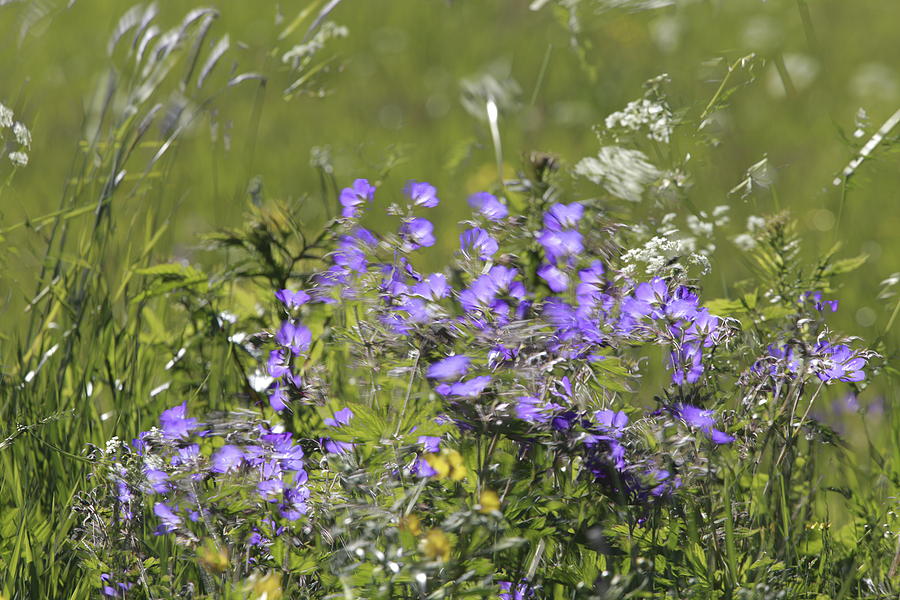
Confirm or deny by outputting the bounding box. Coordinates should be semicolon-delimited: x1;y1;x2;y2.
120;404;311;547
0;101;31;168
82;173;875;599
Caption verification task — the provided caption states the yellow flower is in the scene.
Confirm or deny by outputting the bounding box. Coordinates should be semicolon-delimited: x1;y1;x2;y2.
248;572;283;600
446;450;467;481
424;449;467;481
400;513;422;536
421;528;451;562
479;489;501;514
425;453;450;479
197;538;229;573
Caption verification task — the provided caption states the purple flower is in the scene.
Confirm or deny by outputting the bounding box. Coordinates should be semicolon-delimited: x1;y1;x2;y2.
144;469;169;493
101;574;133;597
499;581;536;600
268;382;289;412
427;355;471;381
211;445;244;473
267;349;290;378
675;404;733;444
538;263;569;292
153;502;181;533
257;476;284;502
275;320;312;355
159;402;199;440
515;396;562;423
324;407;354;428
634;278;669;306
467;192;508;220
537;229;583;263
544;202;583;230
803;291;839;312
280;485;310;520
275;288;310;309
405;180;440;207
411;273;451;301
815;342;866;383
684;309;720;346
670;343;704;384
435;375;491;398
412;456;437;477
459;227;499;260
594;409;628;434
322;438;355;455
340;178;376;218
418;435;441;453
400;217;436;249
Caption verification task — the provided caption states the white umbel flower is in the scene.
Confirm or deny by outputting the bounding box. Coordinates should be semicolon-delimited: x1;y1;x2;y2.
575;146;661;202
8;151;28;167
0;103;13;129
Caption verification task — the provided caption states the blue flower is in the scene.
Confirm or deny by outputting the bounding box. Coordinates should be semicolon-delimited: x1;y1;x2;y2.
460;227;499;260
675;404;733;443
538;263;569;292
159;402;199;440
411;273;451;301
340;178;376;218
268;382;289;412
435;375;492;398
427;355;471;381
153;502;181;533
815;342;866;383
275;288;310;309
400;217;436;250
467;191;508;220
404;180;440;207
499;581;535;600
537;228;583;263
324;407;354;427
275;320;312;355
211;445;244;473
418;435;441;453
266;349;290;378
543;202;584;230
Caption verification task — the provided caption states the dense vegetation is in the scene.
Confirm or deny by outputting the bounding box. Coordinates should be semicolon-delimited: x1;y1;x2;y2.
1;1;898;598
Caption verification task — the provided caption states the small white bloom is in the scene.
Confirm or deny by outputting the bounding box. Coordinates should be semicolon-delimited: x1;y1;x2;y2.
8;151;28;167
747;215;766;232
575;146;661;202
13;122;30;147
605;97;674;144
0;103;13;129
733;233;757;251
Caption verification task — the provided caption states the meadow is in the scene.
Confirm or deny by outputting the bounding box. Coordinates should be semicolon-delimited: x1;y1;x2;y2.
0;1;898;598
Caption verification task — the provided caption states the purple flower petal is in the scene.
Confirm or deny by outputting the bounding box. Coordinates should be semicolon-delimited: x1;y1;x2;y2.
467;192;508;221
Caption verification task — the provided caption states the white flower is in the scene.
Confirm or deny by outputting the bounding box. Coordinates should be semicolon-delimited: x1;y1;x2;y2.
686;214;714;237
575;146;661;202
13;122;30;147
8;151;28;167
747;215;766;232
0;103;13;129
605;97;674;144
733;233;757;251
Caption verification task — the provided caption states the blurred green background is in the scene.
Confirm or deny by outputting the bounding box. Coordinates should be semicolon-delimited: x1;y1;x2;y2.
1;0;898;365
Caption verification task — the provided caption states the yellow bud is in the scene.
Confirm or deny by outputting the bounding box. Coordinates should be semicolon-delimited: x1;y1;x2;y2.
479;489;501;514
400;513;422;536
249;572;283;600
425;453;450;479
421;528;451;562
197;539;229;573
